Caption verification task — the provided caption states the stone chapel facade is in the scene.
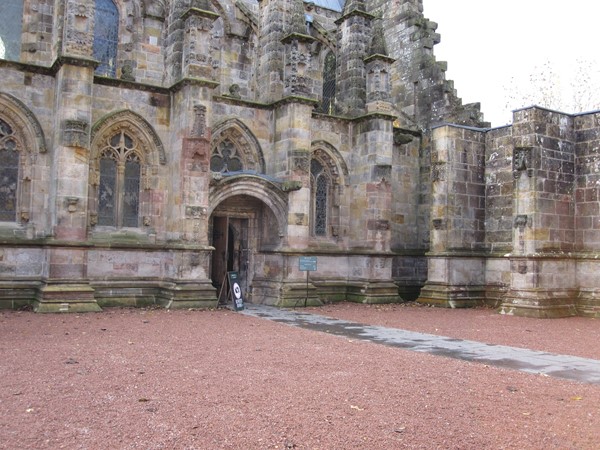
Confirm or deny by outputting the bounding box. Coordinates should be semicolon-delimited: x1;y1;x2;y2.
0;0;599;317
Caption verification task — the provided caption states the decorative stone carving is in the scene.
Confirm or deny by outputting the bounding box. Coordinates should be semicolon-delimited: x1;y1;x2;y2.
143;216;151;226
66;197;79;213
20;211;30;224
291;150;310;174
432;219;445;230
185;206;207;217
367;220;390;231
513;147;533;178
514;215;529;232
431;162;446;182
89;213;98;226
62;120;89;148
64;1;94;57
191;104;207;137
120;63;136;81
281;181;302;192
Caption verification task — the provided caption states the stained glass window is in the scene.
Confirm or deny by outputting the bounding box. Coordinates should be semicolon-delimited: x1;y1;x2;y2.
311;159;328;236
0;1;24;61
0;119;19;221
94;0;119;77
320;52;336;114
98;131;140;227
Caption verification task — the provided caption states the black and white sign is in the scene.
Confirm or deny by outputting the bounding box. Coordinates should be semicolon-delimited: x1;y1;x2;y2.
227;271;244;311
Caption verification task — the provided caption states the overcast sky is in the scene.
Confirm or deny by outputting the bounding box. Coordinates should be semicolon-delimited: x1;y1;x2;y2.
423;0;600;127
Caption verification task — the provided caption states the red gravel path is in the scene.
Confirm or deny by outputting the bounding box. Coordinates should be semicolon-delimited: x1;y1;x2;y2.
1;304;599;449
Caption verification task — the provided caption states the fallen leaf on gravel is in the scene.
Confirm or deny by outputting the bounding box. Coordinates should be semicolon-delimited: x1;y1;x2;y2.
138;398;150;402
571;396;583;401
395;427;406;433
128;341;134;345
65;358;78;364
350;405;364;411
522;412;531;416
26;408;34;413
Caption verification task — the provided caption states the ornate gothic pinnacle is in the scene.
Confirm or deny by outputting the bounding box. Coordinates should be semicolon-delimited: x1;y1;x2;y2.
289;0;307;35
370;20;388;56
342;0;366;15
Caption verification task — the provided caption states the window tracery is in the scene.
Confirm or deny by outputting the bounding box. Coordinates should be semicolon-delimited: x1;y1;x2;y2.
0;119;20;221
310;158;329;236
97;131;142;227
210;139;244;173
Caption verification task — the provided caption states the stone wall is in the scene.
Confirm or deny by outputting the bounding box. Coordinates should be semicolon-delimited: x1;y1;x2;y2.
0;0;599;317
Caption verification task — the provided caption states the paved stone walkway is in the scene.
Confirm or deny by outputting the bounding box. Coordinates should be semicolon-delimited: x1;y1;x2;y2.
241;305;600;385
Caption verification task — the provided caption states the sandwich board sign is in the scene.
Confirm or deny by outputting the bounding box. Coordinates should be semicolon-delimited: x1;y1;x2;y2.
227;271;244;311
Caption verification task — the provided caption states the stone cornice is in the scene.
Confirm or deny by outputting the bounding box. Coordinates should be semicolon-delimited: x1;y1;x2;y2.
334;9;375;25
170;77;220;92
364;54;396;65
281;32;317;45
181;7;220;21
272;95;319;108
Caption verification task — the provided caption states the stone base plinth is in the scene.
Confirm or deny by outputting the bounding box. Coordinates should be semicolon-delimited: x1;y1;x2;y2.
417;283;485;308
347;281;401;304
35;283;101;313
93;281;161;308
158;282;218;309
499;288;577;318
576;290;600;318
252;279;322;307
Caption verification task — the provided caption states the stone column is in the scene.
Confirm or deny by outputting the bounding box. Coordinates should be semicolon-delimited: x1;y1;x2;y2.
335;1;372;116
35;0;99;312
417;125;487;308
500;107;577;318
256;0;287;102
181;6;219;80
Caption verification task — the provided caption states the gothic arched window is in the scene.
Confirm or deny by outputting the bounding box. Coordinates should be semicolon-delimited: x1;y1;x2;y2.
94;0;119;77
0;1;24;61
320;52;336;114
310;159;329;236
97;131;141;227
0;119;20;221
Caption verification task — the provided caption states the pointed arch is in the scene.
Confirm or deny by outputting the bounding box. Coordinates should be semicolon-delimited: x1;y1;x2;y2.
0;92;47;154
89;110;165;229
311;140;349;186
91;109;165;165
210;118;265;173
0;92;48;224
310;141;347;238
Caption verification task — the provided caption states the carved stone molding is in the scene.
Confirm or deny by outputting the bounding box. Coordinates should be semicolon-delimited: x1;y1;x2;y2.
62;119;89;148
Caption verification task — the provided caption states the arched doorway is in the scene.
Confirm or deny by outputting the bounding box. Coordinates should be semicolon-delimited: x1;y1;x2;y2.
210;194;282;304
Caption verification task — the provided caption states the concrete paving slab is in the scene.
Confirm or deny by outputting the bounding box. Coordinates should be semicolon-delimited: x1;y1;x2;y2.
241;305;600;385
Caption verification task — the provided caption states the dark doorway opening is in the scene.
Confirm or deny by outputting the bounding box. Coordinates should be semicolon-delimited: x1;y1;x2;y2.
211;216;249;303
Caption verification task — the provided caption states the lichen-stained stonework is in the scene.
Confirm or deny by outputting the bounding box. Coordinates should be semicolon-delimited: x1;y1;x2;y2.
0;0;598;317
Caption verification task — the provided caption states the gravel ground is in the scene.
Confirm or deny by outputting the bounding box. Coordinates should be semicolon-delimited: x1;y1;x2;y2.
1;303;599;449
